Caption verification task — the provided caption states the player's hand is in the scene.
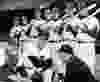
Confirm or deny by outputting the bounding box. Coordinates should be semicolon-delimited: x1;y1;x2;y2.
78;23;88;33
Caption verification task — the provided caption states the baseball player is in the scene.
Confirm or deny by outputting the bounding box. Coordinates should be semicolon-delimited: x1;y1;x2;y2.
73;8;100;76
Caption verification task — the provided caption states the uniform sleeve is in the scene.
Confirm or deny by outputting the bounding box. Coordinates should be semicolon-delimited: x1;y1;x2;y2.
96;17;100;33
10;26;16;34
87;17;100;33
9;25;25;40
9;26;16;38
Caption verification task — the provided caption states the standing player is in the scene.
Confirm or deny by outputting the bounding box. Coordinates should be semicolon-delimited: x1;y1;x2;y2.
35;7;66;82
73;8;100;76
9;16;22;40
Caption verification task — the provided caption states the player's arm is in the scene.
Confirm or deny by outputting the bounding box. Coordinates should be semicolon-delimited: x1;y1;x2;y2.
79;23;97;38
64;17;81;33
9;25;22;39
9;26;17;38
80;17;100;38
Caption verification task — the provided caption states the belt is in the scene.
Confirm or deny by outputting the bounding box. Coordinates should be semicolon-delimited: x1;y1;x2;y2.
77;40;95;43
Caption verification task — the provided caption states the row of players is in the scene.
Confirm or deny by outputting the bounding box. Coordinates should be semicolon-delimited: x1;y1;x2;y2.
8;7;100;81
9;7;99;49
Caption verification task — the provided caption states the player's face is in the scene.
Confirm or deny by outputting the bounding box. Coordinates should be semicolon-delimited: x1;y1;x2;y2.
64;8;74;17
44;9;52;20
65;2;74;17
52;8;59;19
13;16;20;25
22;16;28;24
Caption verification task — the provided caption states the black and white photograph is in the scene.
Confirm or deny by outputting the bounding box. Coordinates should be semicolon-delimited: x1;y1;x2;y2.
0;0;100;82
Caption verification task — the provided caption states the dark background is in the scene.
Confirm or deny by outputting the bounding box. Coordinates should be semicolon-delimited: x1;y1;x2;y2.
0;10;8;41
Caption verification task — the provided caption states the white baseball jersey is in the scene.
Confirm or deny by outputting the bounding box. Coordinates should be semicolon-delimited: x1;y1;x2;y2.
76;16;100;42
62;16;81;48
30;19;47;36
74;16;100;75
